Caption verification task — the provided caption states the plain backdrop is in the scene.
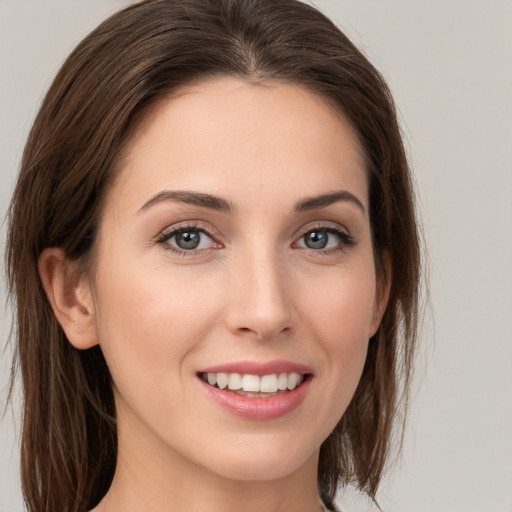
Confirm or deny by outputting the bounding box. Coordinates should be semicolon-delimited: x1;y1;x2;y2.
1;1;511;511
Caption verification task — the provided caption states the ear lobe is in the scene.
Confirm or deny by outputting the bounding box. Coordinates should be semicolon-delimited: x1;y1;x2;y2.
368;252;392;338
38;248;99;350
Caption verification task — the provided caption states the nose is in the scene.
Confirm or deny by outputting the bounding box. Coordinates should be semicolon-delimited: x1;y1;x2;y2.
224;247;293;341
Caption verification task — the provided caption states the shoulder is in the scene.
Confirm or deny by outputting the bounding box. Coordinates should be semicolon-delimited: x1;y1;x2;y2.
320;497;342;512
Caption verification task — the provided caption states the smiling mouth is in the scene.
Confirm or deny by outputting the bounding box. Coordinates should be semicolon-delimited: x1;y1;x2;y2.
199;372;310;397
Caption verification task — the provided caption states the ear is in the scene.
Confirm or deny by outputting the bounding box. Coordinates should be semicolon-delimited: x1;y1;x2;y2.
368;251;392;338
38;248;99;350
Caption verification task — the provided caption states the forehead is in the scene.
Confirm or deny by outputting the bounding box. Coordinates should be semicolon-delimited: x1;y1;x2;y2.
110;77;368;217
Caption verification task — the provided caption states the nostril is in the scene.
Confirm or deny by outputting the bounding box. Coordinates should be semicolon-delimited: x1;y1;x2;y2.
236;325;292;340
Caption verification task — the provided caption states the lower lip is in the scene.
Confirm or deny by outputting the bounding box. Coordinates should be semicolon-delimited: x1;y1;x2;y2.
199;377;311;420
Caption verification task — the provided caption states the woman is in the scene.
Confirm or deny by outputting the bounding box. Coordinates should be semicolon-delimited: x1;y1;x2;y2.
5;1;422;511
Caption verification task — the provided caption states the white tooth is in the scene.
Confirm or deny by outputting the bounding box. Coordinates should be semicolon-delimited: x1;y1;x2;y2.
207;373;217;386
287;373;300;390
277;373;288;391
216;372;228;389
261;374;278;393
228;373;242;390
242;374;260;392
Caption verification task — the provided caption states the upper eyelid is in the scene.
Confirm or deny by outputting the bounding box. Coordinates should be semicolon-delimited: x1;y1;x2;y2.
157;219;349;236
157;221;219;241
156;221;352;249
155;224;219;256
293;225;353;246
298;220;349;233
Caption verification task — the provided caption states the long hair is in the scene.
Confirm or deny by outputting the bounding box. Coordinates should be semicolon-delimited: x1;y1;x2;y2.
5;1;422;511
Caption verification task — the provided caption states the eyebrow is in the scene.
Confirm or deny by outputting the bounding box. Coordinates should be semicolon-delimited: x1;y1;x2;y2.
293;190;365;214
138;190;237;214
138;189;365;215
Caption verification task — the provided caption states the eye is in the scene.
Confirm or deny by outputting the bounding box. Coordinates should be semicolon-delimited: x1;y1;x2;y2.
156;224;220;255
295;225;355;252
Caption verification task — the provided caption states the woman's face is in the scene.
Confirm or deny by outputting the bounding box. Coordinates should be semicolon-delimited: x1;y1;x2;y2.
87;77;386;482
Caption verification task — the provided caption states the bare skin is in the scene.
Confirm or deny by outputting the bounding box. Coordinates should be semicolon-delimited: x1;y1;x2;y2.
39;78;389;512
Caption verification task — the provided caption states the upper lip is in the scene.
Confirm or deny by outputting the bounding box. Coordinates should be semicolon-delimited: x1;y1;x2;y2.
198;359;313;376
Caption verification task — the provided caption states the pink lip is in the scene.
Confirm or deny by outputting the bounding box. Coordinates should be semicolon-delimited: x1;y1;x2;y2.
199;377;311;420
197;359;313;420
198;359;313;376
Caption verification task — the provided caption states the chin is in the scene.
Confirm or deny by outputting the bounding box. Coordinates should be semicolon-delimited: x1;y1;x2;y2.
197;435;319;482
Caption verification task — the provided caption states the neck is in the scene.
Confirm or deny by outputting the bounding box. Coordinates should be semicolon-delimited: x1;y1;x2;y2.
94;457;322;512
91;406;322;512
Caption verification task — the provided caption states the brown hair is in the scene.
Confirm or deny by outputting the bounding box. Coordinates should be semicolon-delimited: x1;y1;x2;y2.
5;1;422;511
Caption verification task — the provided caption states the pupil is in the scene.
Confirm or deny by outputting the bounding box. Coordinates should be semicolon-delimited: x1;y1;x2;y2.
176;230;200;249
306;231;327;249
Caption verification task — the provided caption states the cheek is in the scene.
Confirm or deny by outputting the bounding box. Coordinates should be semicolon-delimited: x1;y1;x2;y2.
299;264;376;388
300;263;377;344
92;262;220;391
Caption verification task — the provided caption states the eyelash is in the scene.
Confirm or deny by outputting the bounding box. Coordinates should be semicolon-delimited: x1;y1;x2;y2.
155;222;220;258
155;221;356;258
295;224;356;255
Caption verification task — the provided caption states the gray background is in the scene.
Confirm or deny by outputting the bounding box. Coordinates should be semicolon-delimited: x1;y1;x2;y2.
1;1;511;511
